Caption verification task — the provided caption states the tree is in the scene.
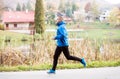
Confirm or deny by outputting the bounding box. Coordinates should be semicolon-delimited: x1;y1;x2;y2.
22;3;26;11
35;0;45;35
46;11;55;24
71;2;79;13
84;2;91;13
66;7;72;18
16;3;21;11
26;1;32;11
90;0;100;20
0;0;4;18
58;0;65;13
108;7;120;26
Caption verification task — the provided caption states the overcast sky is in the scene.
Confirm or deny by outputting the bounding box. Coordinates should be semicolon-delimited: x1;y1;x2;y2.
105;0;120;4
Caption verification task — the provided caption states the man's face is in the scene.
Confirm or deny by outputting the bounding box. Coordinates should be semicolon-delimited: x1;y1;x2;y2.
56;16;63;23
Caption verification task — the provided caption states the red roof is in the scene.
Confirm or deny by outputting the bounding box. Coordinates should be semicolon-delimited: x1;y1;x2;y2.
3;11;34;23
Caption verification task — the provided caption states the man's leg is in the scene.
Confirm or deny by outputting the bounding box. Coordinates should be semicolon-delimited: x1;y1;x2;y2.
62;46;86;67
62;46;82;61
52;46;62;70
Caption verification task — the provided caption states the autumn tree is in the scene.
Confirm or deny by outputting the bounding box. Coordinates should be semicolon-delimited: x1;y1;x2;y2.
84;2;91;13
108;7;120;27
90;0;100;20
35;0;45;35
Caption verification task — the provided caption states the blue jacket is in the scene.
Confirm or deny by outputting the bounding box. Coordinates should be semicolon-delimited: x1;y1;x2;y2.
54;21;69;47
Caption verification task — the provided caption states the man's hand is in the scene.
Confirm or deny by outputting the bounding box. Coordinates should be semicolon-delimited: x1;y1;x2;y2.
52;37;56;40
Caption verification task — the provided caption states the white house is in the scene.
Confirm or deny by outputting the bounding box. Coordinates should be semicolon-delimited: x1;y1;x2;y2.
2;11;35;35
99;10;110;22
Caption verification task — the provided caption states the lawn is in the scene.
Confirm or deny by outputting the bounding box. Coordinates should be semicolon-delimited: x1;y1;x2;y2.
0;60;120;71
0;30;32;41
46;22;120;40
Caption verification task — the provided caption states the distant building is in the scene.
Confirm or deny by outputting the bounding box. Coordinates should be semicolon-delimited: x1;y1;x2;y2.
99;10;110;22
73;10;85;22
2;11;35;35
55;12;72;23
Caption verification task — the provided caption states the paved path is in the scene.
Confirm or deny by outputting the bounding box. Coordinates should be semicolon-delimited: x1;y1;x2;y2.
0;67;120;79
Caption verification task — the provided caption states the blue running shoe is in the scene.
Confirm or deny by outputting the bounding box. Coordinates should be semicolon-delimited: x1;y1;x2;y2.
47;69;55;74
80;58;86;67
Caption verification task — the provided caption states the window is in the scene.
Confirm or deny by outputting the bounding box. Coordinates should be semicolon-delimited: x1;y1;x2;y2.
14;24;17;28
6;24;9;28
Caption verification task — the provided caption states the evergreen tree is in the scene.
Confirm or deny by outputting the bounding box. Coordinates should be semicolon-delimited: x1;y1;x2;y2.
35;0;45;35
16;3;21;11
66;7;72;18
71;2;79;13
22;3;26;11
26;1;32;11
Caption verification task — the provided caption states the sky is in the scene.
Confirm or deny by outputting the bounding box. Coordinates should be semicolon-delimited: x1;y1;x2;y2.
105;0;120;4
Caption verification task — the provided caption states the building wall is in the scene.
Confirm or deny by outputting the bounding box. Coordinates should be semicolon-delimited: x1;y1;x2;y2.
4;23;29;30
4;22;35;35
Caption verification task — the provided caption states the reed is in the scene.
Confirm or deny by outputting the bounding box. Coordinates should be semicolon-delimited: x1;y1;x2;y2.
0;38;120;66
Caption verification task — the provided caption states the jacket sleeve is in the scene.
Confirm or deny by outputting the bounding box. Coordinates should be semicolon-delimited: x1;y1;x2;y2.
54;27;66;40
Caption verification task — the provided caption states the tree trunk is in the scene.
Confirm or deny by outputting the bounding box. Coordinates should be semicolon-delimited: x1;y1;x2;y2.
35;0;45;35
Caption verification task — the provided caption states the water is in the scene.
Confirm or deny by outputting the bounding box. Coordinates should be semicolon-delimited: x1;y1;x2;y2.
0;41;35;55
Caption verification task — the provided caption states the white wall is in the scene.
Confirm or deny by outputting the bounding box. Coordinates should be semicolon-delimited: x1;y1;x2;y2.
4;23;29;30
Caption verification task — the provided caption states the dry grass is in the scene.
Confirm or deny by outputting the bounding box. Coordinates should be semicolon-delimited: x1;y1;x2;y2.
0;39;120;66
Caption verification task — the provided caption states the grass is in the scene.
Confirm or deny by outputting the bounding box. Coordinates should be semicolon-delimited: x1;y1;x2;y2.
46;22;120;40
0;60;120;72
81;29;120;40
0;30;32;42
46;22;114;29
0;22;120;71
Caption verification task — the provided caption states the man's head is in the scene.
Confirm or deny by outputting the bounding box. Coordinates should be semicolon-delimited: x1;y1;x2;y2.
56;16;63;23
56;12;64;23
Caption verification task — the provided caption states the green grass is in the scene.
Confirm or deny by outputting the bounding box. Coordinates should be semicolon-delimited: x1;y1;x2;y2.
81;29;120;40
0;30;32;41
45;29;120;40
46;22;114;29
78;22;113;29
46;22;120;40
0;60;120;72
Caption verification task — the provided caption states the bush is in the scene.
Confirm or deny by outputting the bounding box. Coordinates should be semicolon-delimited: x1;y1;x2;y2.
0;24;4;30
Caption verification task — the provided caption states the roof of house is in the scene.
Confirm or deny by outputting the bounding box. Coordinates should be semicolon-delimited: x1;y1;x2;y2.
2;11;34;23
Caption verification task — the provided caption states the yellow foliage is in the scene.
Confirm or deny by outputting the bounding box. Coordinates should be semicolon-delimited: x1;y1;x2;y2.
0;24;4;30
108;7;120;26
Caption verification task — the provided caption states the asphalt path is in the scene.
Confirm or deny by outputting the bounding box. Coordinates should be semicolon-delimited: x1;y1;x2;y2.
0;66;120;79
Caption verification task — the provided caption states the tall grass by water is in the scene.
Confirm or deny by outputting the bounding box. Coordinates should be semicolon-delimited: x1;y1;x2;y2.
0;38;120;66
